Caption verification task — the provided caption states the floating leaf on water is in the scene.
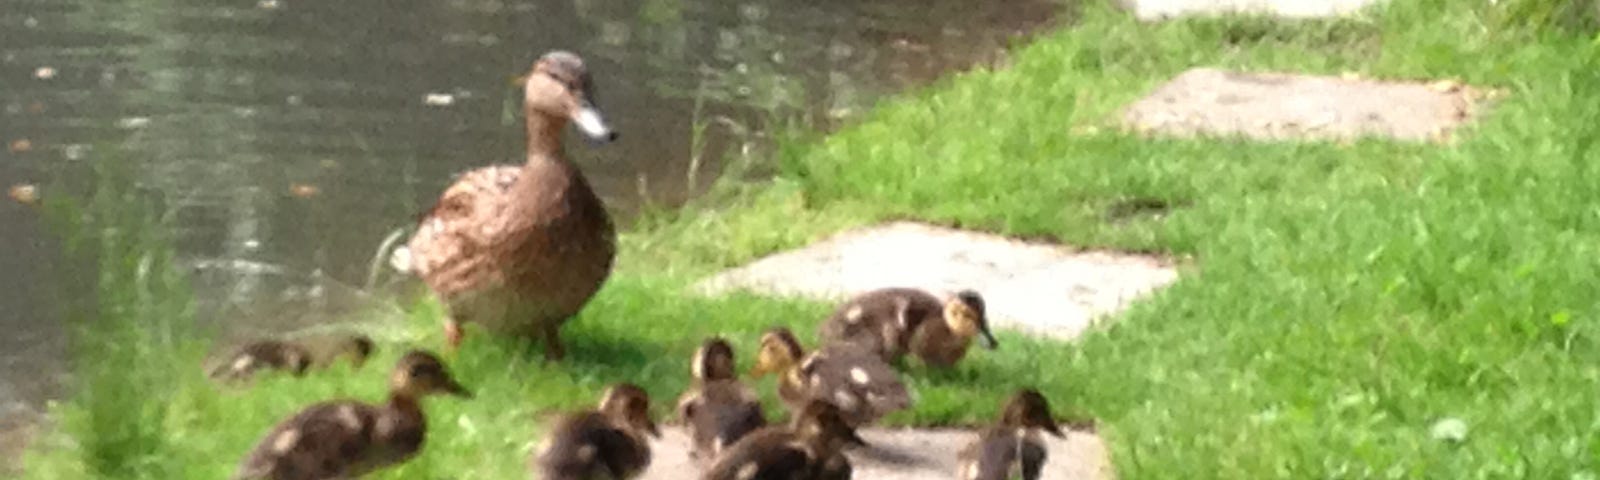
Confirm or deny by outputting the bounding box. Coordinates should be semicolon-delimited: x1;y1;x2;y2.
8;139;31;153
1429;417;1468;443
117;117;151;129
26;101;45;114
9;184;39;205
290;183;320;198
424;93;455;107
257;0;282;9
33;67;55;80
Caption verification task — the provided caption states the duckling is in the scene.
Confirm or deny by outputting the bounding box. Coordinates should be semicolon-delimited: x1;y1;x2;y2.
532;383;661;480
955;388;1066;480
676;337;767;464
232;350;472;480
207;334;375;384
749;327;910;428
907;289;998;368
398;50;619;361
818;288;998;368
701;400;865;480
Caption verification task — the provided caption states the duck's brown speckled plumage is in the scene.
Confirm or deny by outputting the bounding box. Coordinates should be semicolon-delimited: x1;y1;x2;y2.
701;401;864;480
532;383;660;480
403;50;618;360
676;338;767;464
751;327;910;428
232;351;470;480
955;389;1065;480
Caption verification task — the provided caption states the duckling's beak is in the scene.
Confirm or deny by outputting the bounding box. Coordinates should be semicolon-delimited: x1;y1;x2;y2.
1043;422;1066;438
842;429;868;448
572;104;619;143
442;379;473;399
644;420;662;439
978;328;999;350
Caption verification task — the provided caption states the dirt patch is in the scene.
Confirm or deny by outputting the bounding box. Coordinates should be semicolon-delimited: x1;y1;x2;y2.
639;425;1112;480
695;222;1178;340
1117;0;1382;21
1121;68;1497;143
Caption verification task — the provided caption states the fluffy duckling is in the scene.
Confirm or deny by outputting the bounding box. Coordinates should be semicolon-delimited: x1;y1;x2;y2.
750;327;909;428
207;334;376;384
676;337;767;464
232;350;471;480
701;400;865;480
955;389;1066;480
818;288;998;368
532;383;661;480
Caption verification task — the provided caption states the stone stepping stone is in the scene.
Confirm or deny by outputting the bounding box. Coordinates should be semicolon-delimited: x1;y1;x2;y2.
638;424;1113;480
1121;68;1494;143
695;222;1179;340
1119;0;1382;21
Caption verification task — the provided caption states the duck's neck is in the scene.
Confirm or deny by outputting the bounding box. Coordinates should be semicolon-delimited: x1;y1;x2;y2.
523;104;568;164
387;392;424;419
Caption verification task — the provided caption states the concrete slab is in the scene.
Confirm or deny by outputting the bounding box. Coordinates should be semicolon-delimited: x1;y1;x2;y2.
1121;68;1493;143
639;425;1113;480
1119;0;1382;21
694;222;1179;340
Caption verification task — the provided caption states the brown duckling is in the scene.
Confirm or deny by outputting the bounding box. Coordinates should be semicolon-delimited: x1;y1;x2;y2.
398;50;619;361
232;350;471;480
955;388;1066;480
207;334;375;384
532;383;661;480
675;337;767;464
819;288;998;368
750;326;910;428
701;400;865;480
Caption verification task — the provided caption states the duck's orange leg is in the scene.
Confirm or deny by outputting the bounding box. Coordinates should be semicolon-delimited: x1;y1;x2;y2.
444;318;464;351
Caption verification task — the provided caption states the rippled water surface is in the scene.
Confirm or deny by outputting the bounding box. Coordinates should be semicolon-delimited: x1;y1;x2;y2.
0;0;1059;465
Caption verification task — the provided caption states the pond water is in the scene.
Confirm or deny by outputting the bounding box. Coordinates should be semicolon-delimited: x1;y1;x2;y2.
0;0;1059;466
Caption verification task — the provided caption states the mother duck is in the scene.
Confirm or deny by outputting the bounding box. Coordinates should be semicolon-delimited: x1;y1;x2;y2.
395;51;618;361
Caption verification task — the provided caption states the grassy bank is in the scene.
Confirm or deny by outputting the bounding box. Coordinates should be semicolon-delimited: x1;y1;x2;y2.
25;0;1600;477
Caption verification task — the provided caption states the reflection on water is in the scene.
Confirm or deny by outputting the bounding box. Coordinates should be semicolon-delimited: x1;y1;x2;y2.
0;0;1058;466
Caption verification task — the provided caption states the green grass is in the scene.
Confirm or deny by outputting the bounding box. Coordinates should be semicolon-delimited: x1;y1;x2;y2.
23;0;1600;477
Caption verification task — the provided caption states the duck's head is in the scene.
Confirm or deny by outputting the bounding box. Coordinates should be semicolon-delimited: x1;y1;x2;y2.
692;337;738;382
338;334;376;369
390;350;472;400
1000;388;1064;438
520;50;617;143
794;400;868;450
944;290;998;350
750;327;803;379
599;383;661;439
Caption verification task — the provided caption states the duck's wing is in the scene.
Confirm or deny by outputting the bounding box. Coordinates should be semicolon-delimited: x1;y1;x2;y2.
702;430;810;480
405;165;521;289
233;400;379;480
800;345;911;424
701;381;768;452
956;428;1019;480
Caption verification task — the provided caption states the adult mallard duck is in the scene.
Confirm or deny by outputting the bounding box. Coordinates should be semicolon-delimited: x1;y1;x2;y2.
818;288;998;368
955;388;1066;480
531;383;660;480
232;350;471;480
395;50;618;361
700;400;864;480
749;327;909;428
675;337;767;464
206;334;375;384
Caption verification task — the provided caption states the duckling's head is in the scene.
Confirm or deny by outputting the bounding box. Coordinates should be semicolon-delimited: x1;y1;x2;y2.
1000;388;1064;438
339;335;376;369
599;383;661;439
750;327;804;379
794;401;868;450
390;350;472;400
944;290;998;350
521;50;617;143
691;337;738;382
